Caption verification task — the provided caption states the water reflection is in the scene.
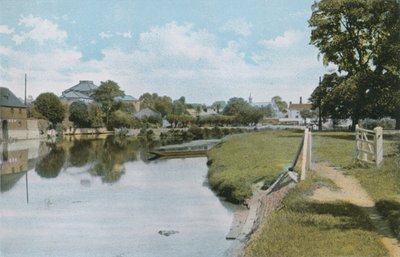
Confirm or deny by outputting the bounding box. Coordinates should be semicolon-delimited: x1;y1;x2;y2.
1;140;49;193
0;137;234;257
1;136;146;192
35;146;66;178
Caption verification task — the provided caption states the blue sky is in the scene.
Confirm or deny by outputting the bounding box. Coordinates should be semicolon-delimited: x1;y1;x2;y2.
0;0;331;104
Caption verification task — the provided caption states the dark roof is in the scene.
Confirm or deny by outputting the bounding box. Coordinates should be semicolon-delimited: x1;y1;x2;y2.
0;87;26;108
62;80;98;95
134;107;161;119
114;95;138;102
61;91;92;99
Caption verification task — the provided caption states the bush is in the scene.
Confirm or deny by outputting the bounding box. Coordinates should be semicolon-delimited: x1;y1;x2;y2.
360;118;395;130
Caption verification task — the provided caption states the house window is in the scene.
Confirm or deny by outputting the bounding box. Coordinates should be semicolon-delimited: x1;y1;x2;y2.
295;115;299;119
11;108;14;114
19;108;22;114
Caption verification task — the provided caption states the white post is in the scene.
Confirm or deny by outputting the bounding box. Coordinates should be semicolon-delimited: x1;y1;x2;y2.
308;129;313;171
374;126;383;167
300;128;309;181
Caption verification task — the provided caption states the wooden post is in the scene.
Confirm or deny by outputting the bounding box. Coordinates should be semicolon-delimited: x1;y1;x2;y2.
308;129;313;171
300;128;309;181
374;127;383;167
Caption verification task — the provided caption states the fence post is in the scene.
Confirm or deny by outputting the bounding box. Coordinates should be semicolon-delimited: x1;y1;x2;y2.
300;128;309;181
374;126;383;167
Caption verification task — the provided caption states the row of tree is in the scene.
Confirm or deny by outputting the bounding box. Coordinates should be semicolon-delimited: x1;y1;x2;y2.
309;0;400;130
30;79;287;130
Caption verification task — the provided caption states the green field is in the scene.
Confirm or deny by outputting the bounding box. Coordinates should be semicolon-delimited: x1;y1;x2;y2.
207;129;303;203
208;129;399;256
313;132;400;239
245;131;399;256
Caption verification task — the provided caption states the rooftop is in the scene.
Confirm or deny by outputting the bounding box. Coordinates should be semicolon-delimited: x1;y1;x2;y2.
288;103;312;110
62;80;98;95
0;87;26;108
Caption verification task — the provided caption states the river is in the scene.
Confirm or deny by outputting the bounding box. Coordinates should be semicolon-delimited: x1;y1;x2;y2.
0;136;235;257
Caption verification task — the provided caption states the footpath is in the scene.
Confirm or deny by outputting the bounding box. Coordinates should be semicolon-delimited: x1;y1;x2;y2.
311;163;400;257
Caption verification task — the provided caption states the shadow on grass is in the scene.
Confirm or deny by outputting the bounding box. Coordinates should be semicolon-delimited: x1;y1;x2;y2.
315;133;355;141
291;201;375;231
376;200;400;240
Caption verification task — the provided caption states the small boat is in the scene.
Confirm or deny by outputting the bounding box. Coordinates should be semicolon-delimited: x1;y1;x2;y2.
148;139;221;160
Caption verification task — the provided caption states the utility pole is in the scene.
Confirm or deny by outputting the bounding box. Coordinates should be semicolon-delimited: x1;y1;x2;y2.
318;76;322;131
24;73;27;105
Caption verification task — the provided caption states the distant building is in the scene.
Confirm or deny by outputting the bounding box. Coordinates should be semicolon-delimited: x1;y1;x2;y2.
1;87;46;141
134;107;162;120
287;97;313;123
60;80;98;103
114;95;141;112
1;87;28;141
248;94;285;118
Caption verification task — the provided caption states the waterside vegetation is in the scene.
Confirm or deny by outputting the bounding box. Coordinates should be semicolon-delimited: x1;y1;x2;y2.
207;129;303;203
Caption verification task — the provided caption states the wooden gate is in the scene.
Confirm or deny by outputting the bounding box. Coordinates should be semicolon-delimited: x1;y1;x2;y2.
355;125;383;167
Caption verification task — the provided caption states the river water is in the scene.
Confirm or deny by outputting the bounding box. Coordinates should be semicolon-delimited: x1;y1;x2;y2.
0;137;235;257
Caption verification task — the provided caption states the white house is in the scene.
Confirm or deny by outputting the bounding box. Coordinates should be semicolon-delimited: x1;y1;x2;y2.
287;97;313;124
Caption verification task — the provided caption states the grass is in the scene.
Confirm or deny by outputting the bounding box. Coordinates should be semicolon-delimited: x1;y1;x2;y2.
208;129;399;256
313;131;400;240
246;176;388;257
207;129;303;203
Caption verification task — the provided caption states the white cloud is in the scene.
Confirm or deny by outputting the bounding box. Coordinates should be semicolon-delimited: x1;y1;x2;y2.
221;19;252;36
1;22;323;104
116;31;132;38
259;30;304;48
99;31;113;39
0;25;14;34
12;15;67;45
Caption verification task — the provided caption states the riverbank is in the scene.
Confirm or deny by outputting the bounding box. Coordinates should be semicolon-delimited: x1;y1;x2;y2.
207;129;303;204
208;130;400;256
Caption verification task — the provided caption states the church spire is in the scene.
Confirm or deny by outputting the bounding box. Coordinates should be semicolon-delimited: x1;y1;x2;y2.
249;93;253;104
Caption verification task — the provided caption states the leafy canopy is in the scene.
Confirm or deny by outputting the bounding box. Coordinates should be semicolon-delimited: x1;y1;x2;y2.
34;92;65;124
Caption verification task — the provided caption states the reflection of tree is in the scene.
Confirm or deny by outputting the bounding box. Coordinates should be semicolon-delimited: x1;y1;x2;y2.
90;136;139;183
35;146;66;178
69;140;92;167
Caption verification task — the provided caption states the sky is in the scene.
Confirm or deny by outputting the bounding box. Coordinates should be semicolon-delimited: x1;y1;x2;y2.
0;0;332;105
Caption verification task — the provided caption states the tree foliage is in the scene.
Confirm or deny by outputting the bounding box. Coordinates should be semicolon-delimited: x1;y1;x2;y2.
88;103;104;128
272;96;288;113
93;80;124;125
69;101;89;128
34;92;65;124
223;97;263;125
309;0;400;128
139;93;173;117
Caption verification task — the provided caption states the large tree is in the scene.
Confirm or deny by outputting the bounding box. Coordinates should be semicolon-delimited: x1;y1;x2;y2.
139;93;173;116
223;97;263;125
93;80;124;126
309;0;400;129
69;101;89;128
34;92;65;125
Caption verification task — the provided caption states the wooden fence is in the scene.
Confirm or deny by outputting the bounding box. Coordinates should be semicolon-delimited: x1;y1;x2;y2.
355;125;383;167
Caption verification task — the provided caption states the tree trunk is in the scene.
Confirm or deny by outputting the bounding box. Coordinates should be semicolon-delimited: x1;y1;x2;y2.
351;117;359;131
318;105;322;131
395;109;400;130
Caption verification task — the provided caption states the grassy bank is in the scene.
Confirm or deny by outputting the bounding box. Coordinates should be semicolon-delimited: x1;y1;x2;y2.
246;176;388;256
207;129;302;203
313;132;400;239
243;131;398;256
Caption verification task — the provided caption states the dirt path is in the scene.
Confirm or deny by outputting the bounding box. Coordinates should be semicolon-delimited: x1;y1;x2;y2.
311;163;400;257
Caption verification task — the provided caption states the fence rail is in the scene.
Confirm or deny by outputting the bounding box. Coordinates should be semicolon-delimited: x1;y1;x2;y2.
355;125;383;167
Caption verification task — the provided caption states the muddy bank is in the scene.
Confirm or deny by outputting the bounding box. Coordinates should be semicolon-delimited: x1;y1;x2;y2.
225;173;297;257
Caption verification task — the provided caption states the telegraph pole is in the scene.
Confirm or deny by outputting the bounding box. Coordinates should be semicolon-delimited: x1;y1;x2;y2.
318;76;322;131
24;73;27;105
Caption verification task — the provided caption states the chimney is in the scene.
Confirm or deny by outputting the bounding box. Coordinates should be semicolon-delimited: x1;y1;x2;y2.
300;96;302;104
